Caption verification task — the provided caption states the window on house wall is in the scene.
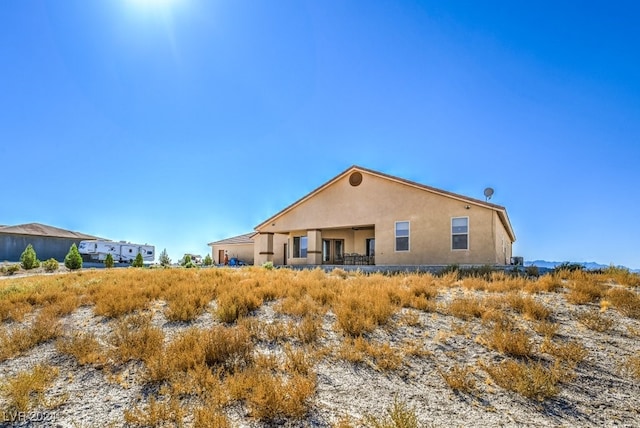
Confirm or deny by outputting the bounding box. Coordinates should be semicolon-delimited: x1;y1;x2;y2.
452;217;469;250
395;221;409;251
293;236;307;258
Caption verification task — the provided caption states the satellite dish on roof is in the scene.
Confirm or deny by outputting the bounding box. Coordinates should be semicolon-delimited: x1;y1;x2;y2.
484;187;494;201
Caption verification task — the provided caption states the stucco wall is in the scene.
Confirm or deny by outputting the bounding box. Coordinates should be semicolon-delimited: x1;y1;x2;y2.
256;171;512;265
211;243;255;265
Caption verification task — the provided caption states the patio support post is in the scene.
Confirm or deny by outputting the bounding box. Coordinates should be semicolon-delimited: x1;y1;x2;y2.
307;229;322;265
255;232;274;265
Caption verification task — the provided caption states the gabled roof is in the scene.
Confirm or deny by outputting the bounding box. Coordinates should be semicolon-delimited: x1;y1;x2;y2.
255;165;516;242
0;223;98;240
208;232;255;246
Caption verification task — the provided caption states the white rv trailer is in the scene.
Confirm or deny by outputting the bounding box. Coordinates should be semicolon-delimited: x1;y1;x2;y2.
78;240;155;263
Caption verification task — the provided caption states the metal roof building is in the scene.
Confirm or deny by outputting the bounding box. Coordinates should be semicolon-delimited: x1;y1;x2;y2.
0;223;98;262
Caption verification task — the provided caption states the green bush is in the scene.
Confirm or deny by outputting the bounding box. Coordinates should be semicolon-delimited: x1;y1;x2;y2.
554;262;584;273
159;248;171;267
64;244;83;270
262;261;274;270
525;265;540;277
203;254;213;266
4;264;20;275
104;253;114;269
181;254;192;267
20;244;40;270
42;258;59;273
132;253;144;268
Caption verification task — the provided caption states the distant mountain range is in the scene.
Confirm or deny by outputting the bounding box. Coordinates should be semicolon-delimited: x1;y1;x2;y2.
524;260;640;273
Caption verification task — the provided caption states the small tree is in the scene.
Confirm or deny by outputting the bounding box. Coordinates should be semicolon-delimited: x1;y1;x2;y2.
132;252;144;268
159;248;171;267
64;243;83;270
203;254;213;266
104;253;114;269
20;244;40;270
181;254;192;266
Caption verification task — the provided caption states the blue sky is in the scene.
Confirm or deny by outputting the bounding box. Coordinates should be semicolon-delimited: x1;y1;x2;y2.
1;0;639;268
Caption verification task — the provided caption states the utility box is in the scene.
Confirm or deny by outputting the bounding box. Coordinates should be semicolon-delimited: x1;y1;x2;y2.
510;256;524;266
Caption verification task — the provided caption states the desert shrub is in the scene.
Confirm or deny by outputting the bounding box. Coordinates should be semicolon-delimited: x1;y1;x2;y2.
216;290;262;323
504;293;550;321
334;291;394;337
57;332;104;365
439;364;476;393
481;359;564;401
480;321;533;358
607;288;640;319
262;261;274;270
525;265;540;277
0;364;59;412
446;297;485;320
623;353;640;379
565;279;608;305
203;325;253;373
20;244;40;270
164;283;214;322
364;398;419;428
541;339;588;367
576;310;613;332
338;337;403;371
294;314;323;344
229;368;315;421
193;405;230;428
554;262;585;274
104;253;114;268
4;264;20;275
110;314;164;364
124;396;185;427
159;248;171;267
527;274;564;293
534;321;559;339
42;258;59;273
64;243;83;270
132;252;144;268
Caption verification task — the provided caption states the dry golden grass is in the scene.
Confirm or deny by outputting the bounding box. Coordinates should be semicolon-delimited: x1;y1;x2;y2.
364;398;420;428
541;339;588;367
607;288;640;319
338;337;403;371
575;309;614;332
0;311;61;362
565;277;609;305
480;359;564;401
480;321;533;358
623;353;640;379
439;364;476;393
0;364;59;412
446;296;486;320
215;289;262;323
226;368;316;421
2;266;636;424
333;282;397;337
124;396;185;427
109;313;164;365
57;332;105;365
534;320;559;339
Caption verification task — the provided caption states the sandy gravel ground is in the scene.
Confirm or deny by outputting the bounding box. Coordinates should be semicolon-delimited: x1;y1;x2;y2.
0;273;639;427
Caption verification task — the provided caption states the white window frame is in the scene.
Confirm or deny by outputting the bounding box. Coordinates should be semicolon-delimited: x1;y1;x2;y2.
395;221;410;252
451;217;469;251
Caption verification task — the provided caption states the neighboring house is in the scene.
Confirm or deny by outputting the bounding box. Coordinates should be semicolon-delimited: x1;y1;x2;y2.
0;223;98;262
208;233;255;265
212;166;516;267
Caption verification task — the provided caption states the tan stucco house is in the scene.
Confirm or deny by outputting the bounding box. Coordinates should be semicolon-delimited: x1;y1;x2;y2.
212;166;516;267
